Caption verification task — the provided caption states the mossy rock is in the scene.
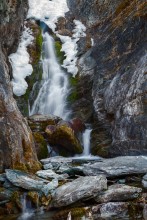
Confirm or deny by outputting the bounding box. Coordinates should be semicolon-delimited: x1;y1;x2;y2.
33;132;48;160
27;191;39;207
45;124;83;155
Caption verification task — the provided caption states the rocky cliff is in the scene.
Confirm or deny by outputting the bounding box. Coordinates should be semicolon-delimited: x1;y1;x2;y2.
66;0;147;156
0;0;41;172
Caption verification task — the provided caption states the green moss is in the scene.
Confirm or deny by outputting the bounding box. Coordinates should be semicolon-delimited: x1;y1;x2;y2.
69;76;78;86
33;132;48;160
13;162;28;172
54;41;65;64
67;91;78;102
67;75;79;103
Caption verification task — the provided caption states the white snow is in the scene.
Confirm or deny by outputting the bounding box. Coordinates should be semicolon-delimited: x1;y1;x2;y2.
58;20;86;76
9;26;34;96
27;0;69;31
10;0;86;97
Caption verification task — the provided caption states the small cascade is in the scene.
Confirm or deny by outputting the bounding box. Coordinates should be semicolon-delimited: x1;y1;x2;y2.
18;194;34;220
30;31;70;120
82;128;92;156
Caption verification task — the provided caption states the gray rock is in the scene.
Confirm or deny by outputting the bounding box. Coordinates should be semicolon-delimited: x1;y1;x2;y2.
43;163;53;170
5;169;49;191
0;188;13;202
52;175;107;207
41;156;72;165
100;202;128;219
36;170;69;180
0;173;6;182
95;184;142;203
83;156;147;178
142;174;147;188
42;179;58;196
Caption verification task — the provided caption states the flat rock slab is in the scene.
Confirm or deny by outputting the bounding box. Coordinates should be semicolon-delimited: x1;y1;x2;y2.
5;169;49;191
83;156;147;178
52;175;107;207
95;184;142;203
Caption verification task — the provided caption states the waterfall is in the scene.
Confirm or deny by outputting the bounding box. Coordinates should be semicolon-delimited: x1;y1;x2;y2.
30;31;70;120
18;194;34;220
82;128;92;156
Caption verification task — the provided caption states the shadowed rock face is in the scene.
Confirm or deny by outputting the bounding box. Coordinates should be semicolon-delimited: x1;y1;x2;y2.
0;0;41;172
66;0;147;156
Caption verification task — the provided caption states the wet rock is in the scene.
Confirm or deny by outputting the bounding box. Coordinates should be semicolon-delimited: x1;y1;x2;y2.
83;156;147;178
95;184;142;203
5;169;49;191
45;123;83;155
36;170;69;180
52;175;107;207
28;114;61;132
41;156;72;166
5;169;59;196
42;179;58;196
92;202;129;219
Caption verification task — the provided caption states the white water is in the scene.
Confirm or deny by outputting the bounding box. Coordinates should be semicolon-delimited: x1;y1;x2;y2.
82;129;92;156
30;32;70;120
18;194;34;220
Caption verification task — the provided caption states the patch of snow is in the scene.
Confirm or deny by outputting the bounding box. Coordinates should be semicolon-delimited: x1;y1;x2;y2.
27;0;69;31
9;26;34;96
58;20;86;76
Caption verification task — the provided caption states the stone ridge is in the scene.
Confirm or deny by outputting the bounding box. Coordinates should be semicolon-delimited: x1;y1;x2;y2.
0;0;41;173
66;0;147;156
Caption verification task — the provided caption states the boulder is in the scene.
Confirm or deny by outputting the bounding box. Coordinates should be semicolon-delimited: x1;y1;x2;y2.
95;184;142;203
5;169;49;191
52;175;107;207
28;114;61;132
92;202;129;219
45;123;83;155
83;156;147;178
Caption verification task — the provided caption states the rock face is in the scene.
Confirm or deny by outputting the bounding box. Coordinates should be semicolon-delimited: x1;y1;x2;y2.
83;156;147;177
66;0;147;156
52;175;107;207
0;0;41;172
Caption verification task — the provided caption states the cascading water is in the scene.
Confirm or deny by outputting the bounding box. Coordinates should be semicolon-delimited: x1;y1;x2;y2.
18;194;34;220
30;31;70;120
82;128;92;156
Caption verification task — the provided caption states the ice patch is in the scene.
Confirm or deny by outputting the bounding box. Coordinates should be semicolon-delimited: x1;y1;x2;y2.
58;20;86;76
9;26;34;96
27;0;69;31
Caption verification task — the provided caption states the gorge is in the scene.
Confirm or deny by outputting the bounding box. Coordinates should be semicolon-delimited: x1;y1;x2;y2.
0;0;147;219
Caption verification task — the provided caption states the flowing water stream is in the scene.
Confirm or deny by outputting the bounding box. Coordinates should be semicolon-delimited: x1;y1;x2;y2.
30;31;70;120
